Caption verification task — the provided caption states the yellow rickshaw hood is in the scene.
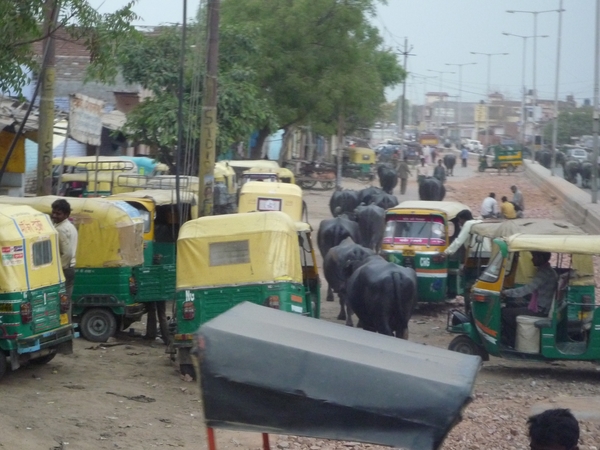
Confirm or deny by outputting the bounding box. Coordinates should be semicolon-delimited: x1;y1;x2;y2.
388;201;471;220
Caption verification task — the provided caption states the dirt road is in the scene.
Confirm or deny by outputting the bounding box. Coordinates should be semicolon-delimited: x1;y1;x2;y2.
2;157;600;450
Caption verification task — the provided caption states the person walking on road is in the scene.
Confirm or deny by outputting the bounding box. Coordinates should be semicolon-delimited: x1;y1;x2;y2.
511;185;524;217
416;157;429;183
461;146;469;168
433;159;446;184
480;192;500;218
51;199;78;306
396;158;412;195
528;408;580;450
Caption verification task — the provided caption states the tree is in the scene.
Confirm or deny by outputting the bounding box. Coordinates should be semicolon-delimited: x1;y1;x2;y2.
0;0;139;94
221;0;404;158
543;107;593;146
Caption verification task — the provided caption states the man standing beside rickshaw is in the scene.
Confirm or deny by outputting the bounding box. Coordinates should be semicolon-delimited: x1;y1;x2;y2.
396;158;412;195
51;199;78;306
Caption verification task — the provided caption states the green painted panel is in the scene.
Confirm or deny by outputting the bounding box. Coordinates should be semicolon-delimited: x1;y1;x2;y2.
154;242;176;265
134;264;176;302
72;267;135;315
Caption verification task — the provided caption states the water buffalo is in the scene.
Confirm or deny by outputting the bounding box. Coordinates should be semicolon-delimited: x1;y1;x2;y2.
535;150;552;169
443;154;456;176
323;239;374;323
581;161;593;188
329;189;360;218
377;165;398;194
353;204;385;252
346;257;417;336
418;176;446;201
358;186;384;205
563;159;580;184
317;216;361;302
369;192;398;210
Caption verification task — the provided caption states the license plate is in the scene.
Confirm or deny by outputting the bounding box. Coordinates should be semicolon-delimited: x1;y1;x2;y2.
403;250;415;256
60;313;69;325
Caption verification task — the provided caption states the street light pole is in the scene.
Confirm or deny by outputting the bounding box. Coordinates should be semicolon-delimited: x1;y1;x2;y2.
550;1;564;176
593;0;600;204
503;33;548;146
470;52;508;149
427;69;454;139
445;62;476;144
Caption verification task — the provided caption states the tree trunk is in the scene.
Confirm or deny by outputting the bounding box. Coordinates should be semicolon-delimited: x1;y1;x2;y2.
250;127;271;159
336;113;345;191
278;127;294;166
306;128;315;161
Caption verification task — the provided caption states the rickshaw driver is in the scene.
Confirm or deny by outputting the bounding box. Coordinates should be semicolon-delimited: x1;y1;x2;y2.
500;251;557;348
444;210;482;256
51;199;78;303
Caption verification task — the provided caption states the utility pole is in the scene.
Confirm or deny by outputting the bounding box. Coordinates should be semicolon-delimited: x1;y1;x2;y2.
197;0;220;216
593;0;600;204
335;112;345;191
550;1;564;176
427;69;454;139
397;38;415;141
37;0;59;196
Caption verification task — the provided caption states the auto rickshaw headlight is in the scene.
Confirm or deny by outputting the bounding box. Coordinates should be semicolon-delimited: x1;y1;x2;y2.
60;294;70;314
183;301;195;320
20;302;32;324
266;295;280;309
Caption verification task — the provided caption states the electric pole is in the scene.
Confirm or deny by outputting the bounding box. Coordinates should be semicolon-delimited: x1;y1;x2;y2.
397;39;415;141
37;0;59;195
198;0;220;216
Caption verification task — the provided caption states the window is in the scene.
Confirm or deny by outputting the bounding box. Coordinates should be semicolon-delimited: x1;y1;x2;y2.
383;215;446;246
209;240;250;266
479;250;503;283
32;240;53;267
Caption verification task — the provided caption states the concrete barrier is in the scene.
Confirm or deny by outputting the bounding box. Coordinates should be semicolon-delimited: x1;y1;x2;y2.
524;160;600;234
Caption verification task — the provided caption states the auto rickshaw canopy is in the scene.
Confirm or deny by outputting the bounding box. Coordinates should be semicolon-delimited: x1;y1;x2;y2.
110;189;199;221
177;211;303;289
470;219;584;238
0;196;144;268
52;156;137;172
197;302;480;450
0;204;63;293
238;181;304;222
223;160;280;171
347;147;376;164
390;201;471;220
242;167;296;184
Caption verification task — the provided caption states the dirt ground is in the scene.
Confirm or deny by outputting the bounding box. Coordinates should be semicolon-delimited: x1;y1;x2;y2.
2;156;600;450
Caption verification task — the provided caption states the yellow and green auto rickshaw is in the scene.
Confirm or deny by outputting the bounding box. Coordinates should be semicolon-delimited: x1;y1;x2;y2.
478;145;523;173
0;204;74;379
170;211;320;376
380;200;471;303
447;234;600;363
0;196;146;342
222;159;280;179
240;167;296;185
342;147;376;180
238;181;305;222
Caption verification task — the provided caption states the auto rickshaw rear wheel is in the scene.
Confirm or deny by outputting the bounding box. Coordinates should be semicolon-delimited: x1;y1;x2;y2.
30;352;56;365
448;335;482;356
507;164;515;173
80;308;117;342
0;353;6;380
320;181;335;190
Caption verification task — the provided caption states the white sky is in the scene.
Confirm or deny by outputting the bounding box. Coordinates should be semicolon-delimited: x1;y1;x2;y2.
91;0;595;106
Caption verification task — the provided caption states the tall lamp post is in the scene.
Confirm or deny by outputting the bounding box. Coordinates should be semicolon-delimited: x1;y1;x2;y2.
470;52;508;149
427;69;454;139
445;62;476;144
507;8;564;149
502;32;548;146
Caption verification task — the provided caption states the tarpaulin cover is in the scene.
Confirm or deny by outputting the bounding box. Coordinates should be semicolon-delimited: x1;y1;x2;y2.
470;219;584;239
197;302;481;450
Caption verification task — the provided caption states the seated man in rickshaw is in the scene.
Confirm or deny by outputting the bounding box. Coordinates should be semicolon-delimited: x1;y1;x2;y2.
501;251;558;348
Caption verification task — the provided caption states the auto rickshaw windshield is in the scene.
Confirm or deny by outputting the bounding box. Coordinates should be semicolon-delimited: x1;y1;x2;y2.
383;214;446;246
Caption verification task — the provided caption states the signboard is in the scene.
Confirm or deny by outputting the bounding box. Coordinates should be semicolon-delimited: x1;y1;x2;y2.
69;94;104;146
257;197;283;212
474;104;488;123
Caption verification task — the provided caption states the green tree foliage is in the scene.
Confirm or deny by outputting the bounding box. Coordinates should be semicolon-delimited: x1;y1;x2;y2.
543;107;593;145
0;0;139;94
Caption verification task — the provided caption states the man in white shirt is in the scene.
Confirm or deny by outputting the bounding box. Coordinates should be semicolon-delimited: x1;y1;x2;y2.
51;199;78;303
444;210;482;256
480;192;500;219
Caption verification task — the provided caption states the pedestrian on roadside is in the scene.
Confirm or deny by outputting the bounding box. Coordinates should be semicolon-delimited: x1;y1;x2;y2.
416;157;429;183
433;159;446;184
511;185;524;217
528;408;580;450
480;192;499;218
430;147;437;164
51;199;78;307
500;196;517;219
396;158;412;195
461;146;469;168
422;145;431;164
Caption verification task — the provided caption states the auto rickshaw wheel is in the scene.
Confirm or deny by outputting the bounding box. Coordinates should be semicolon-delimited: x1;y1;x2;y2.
180;364;196;380
478;166;485;173
448;335;481;356
507;164;515;173
0;353;6;380
30;352;57;365
80;308;117;342
301;180;317;189
320;181;335;190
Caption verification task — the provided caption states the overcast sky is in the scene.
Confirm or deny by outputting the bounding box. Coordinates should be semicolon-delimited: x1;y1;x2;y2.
92;0;594;106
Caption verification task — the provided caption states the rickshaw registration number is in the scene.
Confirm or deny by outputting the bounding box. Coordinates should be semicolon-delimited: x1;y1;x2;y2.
60;314;69;325
403;250;416;256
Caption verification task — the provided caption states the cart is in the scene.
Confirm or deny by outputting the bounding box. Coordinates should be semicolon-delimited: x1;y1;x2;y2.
290;160;337;190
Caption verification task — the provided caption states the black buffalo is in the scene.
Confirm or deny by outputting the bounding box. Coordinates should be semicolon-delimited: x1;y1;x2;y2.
358;186;384;205
377;165;398;194
329;189;360;217
369;192;398;210
353;204;385;252
317;216;361;302
581;161;593;188
535;150;552;169
323;239;374;324
443;154;456;176
563;159;580;184
418;176;446;201
346;257;417;336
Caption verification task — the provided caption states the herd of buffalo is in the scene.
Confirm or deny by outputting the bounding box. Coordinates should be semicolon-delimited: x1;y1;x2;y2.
535;150;593;187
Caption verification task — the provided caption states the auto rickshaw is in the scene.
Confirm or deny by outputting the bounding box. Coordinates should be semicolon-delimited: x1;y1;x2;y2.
381;200;471;303
238;181;305;222
0;204;75;379
221;159;280;184
170;211;320;376
342;147;376;180
478;145;523;173
240;167;296;185
195;302;480;450
0;196;146;342
214;162;238;214
447;234;600;362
